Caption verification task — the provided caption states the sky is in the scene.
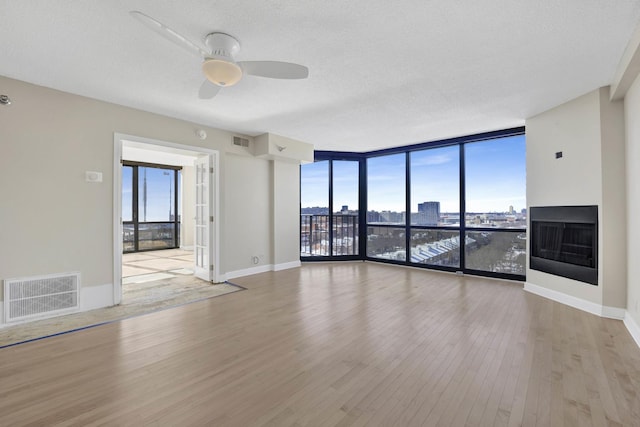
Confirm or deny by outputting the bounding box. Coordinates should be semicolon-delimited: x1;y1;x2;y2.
301;135;526;213
122;167;179;222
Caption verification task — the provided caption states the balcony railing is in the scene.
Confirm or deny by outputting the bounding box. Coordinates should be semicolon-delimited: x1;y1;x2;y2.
123;221;180;252
301;214;358;257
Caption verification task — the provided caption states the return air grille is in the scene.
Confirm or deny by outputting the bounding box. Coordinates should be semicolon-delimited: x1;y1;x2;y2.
233;136;250;147
4;272;80;323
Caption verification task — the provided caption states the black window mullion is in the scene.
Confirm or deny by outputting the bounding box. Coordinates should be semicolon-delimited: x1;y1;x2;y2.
174;170;179;248
328;160;334;257
405;152;411;265
359;158;367;258
132;166;139;252
310;215;314;255
299;164;303;255
459;143;466;272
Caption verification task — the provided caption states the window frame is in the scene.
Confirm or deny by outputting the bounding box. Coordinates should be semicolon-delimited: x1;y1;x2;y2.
302;127;526;281
122;160;182;253
300;153;364;261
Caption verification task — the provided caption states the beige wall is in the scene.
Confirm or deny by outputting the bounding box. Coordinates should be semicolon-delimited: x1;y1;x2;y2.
273;161;302;265
599;88;627;309
0;75;304;307
624;75;640;326
222;153;272;272
526;90;603;304
525;87;627;309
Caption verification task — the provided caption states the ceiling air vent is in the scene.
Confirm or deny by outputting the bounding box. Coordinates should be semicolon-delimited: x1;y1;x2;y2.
233;136;250;148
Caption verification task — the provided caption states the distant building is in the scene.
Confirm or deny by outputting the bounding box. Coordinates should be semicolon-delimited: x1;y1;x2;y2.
380;210;405;224
301;206;329;215
509;205;515;214
367;211;382;223
417;201;440;226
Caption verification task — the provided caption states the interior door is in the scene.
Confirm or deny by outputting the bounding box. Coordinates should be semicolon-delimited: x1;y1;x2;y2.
194;155;213;281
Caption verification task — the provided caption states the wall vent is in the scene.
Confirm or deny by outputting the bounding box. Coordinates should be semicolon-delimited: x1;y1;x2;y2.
233;136;250;148
3;272;80;323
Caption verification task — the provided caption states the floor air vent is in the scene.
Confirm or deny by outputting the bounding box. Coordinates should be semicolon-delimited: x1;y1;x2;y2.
4;272;80;323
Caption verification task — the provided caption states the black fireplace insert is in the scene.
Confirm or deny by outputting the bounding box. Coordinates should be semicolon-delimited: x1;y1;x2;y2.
529;205;598;285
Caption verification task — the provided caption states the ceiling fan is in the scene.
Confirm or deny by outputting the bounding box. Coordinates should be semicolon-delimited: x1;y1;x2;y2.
130;11;309;99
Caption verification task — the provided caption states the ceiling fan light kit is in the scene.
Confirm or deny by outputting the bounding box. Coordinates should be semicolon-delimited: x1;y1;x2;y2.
130;11;308;99
202;59;242;86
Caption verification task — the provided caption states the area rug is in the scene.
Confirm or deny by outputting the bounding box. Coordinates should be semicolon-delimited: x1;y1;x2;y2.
0;275;244;348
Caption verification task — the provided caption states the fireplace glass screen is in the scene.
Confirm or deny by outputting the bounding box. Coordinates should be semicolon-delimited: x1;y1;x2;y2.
531;222;595;268
529;205;597;285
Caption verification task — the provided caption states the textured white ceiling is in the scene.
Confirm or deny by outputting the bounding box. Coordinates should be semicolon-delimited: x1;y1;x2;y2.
1;1;639;151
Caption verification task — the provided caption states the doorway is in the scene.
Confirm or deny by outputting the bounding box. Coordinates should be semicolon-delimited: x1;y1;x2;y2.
113;133;220;305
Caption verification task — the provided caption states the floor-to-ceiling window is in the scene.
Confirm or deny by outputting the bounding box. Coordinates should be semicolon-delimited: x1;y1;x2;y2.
122;161;181;253
332;161;360;256
409;145;461;268
301;128;526;280
463;136;527;275
367;153;406;260
300;157;361;259
300;160;329;256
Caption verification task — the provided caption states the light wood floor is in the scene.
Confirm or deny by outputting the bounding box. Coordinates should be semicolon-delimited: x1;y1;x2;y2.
1;262;639;426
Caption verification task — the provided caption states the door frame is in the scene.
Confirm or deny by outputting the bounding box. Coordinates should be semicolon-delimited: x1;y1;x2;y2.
113;133;221;305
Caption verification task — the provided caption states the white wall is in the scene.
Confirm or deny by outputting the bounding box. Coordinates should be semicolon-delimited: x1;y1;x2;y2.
624;75;640;327
181;165;195;248
525;87;627;312
0;75;305;311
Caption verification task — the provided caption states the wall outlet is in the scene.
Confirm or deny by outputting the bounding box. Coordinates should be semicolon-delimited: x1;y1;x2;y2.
251;256;259;265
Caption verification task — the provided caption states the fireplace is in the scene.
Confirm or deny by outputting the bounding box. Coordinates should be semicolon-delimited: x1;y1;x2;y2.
529;205;598;285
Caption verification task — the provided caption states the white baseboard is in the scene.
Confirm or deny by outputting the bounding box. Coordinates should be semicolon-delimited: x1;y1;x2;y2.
81;283;114;311
624;312;640;348
225;264;274;280
180;245;194;251
274;260;301;271
224;261;303;280
524;282;625;319
601;305;627;320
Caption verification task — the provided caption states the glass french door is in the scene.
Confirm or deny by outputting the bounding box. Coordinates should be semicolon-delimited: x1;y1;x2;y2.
193;155;213;282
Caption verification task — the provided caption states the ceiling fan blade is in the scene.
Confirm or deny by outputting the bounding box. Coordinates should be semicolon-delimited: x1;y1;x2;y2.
198;80;222;99
130;11;209;58
238;61;309;79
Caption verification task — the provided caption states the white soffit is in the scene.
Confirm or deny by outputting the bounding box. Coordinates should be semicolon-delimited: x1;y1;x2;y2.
122;141;200;166
1;1;640;151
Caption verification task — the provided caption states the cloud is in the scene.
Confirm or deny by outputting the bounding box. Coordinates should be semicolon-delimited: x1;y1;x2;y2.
411;153;454;166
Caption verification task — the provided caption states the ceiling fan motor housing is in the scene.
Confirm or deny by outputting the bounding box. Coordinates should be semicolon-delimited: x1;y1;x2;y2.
205;32;240;60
